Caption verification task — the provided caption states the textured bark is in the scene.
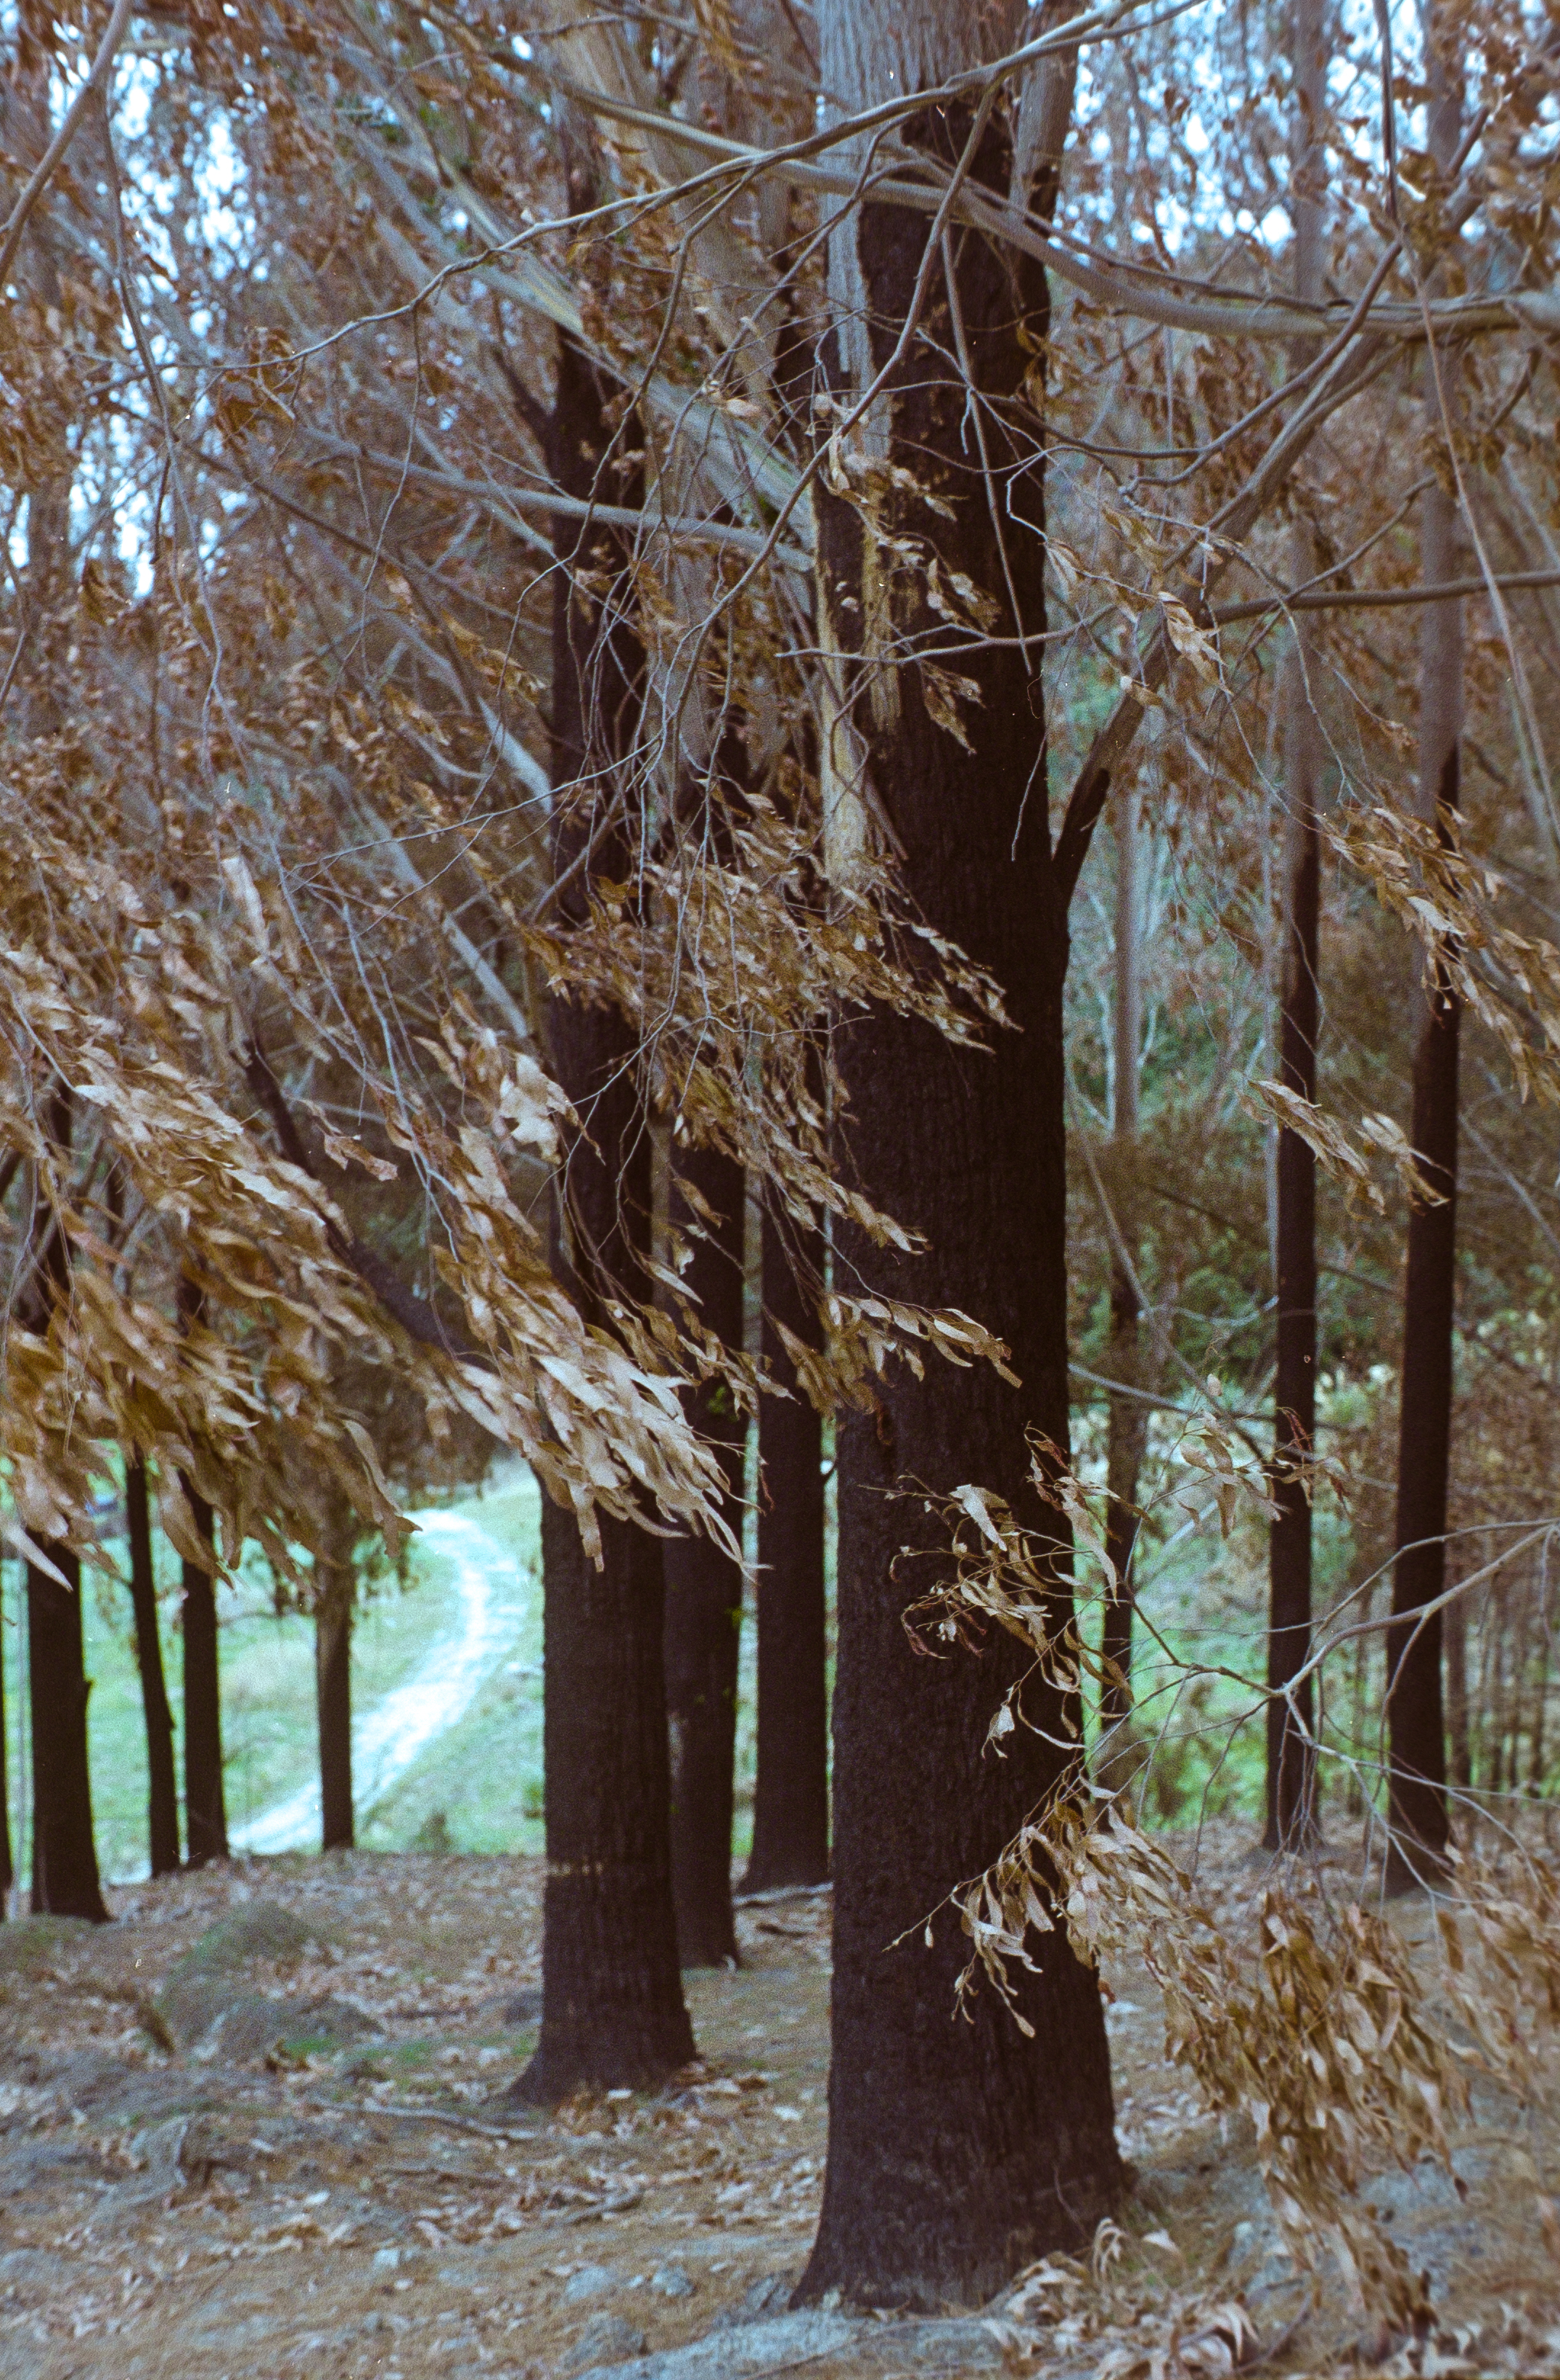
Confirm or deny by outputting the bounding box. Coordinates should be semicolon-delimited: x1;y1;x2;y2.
743;1199;830;1891
1385;873;1458;1888
177;1275;228;1868
1384;25;1463;1891
663;1146;746;1965
28;1542;108;1920
1265;791;1320;1850
1264;0;1327;1854
316;1533;354;1852
1100;784;1144;1746
181;1491;228;1867
801;3;1119;2305
126;1458;181;1876
511;290;695;2100
23;1090;107;1921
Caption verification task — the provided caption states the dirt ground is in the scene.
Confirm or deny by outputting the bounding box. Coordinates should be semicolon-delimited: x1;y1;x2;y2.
3;1837;1560;2379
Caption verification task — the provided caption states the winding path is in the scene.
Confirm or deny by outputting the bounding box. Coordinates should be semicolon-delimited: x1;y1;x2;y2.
230;1508;528;1857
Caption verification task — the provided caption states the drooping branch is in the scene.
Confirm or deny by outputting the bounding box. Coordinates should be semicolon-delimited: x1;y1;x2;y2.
242;1044;481;1366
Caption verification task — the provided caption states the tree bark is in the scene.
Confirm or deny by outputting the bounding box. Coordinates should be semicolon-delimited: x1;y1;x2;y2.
316;1521;354;1851
174;1273;228;1868
181;1488;229;1867
126;1457;181;1876
800;2;1119;2306
663;1146;747;1965
743;1198;830;1891
1264;0;1327;1854
1384;751;1461;1891
1384;25;1463;1894
1265;796;1320;1849
510;285;695;2100
23;1088;109;1921
28;1543;108;1920
1099;783;1145;1756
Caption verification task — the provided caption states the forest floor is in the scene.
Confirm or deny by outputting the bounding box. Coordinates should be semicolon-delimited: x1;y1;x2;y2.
2;1837;1560;2380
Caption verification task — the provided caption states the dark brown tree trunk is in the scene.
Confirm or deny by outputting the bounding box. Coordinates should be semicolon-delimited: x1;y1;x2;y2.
1265;800;1320;1849
1385;26;1463;1880
175;1272;228;1868
126;1458;181;1876
799;20;1119;2305
28;1543;108;1920
663;1147;746;1965
743;1199;830;1891
510;287;695;2100
181;1490;229;1867
316;1531;354;1851
23;1088;108;1922
1385;807;1460;1885
1264;0;1326;1854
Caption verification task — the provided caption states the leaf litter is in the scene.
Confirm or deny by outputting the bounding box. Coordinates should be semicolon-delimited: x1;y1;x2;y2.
1;1839;1560;2377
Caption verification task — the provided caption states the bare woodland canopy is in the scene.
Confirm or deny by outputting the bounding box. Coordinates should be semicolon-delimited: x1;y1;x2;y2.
7;0;1560;2332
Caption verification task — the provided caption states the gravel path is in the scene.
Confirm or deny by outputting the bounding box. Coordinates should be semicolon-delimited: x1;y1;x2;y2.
229;1509;525;1857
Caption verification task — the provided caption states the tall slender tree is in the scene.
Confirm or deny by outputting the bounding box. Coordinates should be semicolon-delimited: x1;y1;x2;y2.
1265;0;1327;1852
1099;783;1146;1758
799;1;1119;2307
663;1146;747;1965
24;1091;108;1921
179;1484;227;1867
743;1194;830;1891
177;1275;228;1867
1384;27;1464;1896
125;1457;181;1877
315;1496;355;1852
512;280;695;2099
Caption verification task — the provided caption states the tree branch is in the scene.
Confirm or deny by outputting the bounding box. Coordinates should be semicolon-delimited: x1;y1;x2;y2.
0;0;135;292
243;1044;481;1365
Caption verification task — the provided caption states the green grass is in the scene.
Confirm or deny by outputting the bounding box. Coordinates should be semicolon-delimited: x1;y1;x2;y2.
354;1480;544;1857
1;1467;544;1886
0;1438;846;1891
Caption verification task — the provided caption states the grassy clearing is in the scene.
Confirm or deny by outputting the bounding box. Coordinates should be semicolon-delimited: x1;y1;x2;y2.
1;1440;844;1890
1;1465;544;1887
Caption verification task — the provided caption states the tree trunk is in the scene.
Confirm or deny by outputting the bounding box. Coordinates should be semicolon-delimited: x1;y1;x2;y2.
1100;783;1145;1758
1385;15;1463;1884
800;3;1119;2306
126;1458;181;1876
743;1198;830;1891
181;1489;229;1867
316;1523;354;1851
663;1146;746;1965
1264;0;1326;1854
28;1544;108;1920
174;1271;228;1868
23;1088;108;1921
510;288;695;2100
1384;781;1460;1888
1265;795;1320;1849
